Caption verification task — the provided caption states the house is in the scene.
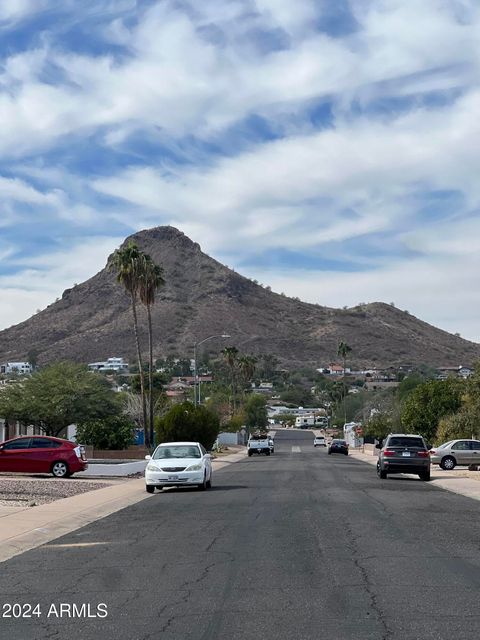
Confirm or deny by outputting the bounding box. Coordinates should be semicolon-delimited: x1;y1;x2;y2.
318;363;350;375
436;365;474;380
0;362;32;375
88;357;129;372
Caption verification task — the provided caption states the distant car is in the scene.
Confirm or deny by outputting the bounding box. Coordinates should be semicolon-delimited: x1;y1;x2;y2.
430;439;480;470
328;439;348;455
145;442;213;493
247;433;271;456
0;436;88;477
314;436;326;447
376;433;431;481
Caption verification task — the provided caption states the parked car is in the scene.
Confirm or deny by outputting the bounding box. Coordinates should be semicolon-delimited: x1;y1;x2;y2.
430;439;480;470
145;441;212;493
328;439;348;455
0;436;88;477
376;434;431;481
314;435;326;447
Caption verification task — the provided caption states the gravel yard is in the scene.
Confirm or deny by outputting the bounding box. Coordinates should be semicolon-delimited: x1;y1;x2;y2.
0;477;111;507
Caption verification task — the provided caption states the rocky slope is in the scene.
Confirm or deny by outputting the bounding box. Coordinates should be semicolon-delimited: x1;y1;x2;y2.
0;226;479;369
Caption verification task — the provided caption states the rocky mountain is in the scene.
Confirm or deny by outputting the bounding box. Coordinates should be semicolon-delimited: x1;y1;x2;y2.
1;226;479;369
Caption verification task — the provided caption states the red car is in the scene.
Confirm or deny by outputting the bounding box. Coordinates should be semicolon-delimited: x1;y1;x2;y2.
0;436;88;477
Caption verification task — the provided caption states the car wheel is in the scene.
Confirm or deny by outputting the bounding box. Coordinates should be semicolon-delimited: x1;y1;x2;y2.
248;450;253;457
146;485;155;494
440;456;456;470
198;475;207;490
419;470;431;481
377;463;387;479
206;475;212;489
265;450;270;456
51;461;69;478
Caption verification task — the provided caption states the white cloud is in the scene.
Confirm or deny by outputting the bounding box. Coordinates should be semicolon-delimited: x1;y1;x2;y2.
1;0;480;344
0;236;123;331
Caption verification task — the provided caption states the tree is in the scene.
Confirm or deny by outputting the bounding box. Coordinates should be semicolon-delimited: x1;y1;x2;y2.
138;255;165;449
222;346;239;412
363;412;393;442
156;402;219;449
337;341;352;425
108;241;149;447
0;362;122;437
244;394;268;435
75;416;135;450
27;348;39;371
436;412;478;443
401;378;463;442
238;355;257;393
275;413;296;427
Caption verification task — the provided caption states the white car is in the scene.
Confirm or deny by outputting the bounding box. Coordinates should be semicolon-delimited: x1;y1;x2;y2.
314;435;326;447
145;441;213;493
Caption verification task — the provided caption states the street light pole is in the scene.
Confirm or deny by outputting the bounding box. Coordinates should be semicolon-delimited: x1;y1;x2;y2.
193;334;230;407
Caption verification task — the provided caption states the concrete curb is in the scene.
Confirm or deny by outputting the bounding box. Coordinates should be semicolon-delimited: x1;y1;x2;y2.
0;448;247;564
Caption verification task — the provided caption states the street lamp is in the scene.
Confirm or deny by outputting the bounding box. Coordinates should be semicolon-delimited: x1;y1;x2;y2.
193;334;230;406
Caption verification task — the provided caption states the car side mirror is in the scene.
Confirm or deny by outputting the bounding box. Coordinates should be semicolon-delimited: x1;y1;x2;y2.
144;455;151;461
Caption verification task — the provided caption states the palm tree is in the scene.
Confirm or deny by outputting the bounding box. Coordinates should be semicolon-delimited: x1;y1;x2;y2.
337;341;352;425
238;355;257;395
139;255;165;449
222;346;239;412
108;242;148;447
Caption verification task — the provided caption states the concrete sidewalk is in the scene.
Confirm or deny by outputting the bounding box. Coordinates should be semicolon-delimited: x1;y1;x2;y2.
0;447;246;564
349;448;480;502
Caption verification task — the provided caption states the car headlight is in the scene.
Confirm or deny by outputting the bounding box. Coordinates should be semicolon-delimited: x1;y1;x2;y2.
185;463;203;471
146;463;163;472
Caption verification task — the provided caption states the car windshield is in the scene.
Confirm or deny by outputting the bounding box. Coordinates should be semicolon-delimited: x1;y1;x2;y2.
332;440;346;445
388;437;424;448
153;445;201;459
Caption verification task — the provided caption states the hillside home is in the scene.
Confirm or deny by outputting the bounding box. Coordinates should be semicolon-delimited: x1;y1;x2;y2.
318;363;351;375
88;357;129;372
0;362;32;375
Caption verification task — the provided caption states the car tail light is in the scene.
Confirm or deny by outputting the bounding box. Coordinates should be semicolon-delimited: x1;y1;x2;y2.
383;449;396;457
417;450;430;458
74;445;87;461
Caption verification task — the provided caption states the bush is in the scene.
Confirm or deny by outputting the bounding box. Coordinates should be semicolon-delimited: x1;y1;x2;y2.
155;402;219;449
436;412;479;443
75;416;135;449
401;379;463;442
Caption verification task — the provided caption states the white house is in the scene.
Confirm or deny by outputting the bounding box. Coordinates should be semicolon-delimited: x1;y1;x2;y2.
88;357;129;372
0;362;32;375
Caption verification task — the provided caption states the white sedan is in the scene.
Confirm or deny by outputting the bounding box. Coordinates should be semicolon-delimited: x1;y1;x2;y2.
145;441;213;493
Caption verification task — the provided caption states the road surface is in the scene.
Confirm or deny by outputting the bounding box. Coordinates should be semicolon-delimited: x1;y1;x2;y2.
1;429;479;640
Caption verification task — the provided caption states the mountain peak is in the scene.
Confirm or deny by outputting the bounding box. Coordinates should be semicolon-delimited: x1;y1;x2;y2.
0;226;478;368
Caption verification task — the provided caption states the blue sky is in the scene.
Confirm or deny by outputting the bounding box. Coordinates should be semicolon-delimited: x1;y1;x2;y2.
1;0;480;343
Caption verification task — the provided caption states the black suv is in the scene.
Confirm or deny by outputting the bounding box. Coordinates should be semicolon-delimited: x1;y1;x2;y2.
376;434;431;481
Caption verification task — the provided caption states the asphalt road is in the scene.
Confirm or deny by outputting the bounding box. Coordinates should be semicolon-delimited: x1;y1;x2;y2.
1;429;479;640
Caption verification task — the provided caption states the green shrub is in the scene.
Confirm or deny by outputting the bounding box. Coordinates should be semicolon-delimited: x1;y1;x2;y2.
155;402;219;449
76;415;135;450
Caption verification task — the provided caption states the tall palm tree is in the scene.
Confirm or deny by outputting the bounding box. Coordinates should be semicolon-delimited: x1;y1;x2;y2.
337;341;352;425
108;242;148;447
238;355;257;395
139;255;165;449
222;346;239;413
